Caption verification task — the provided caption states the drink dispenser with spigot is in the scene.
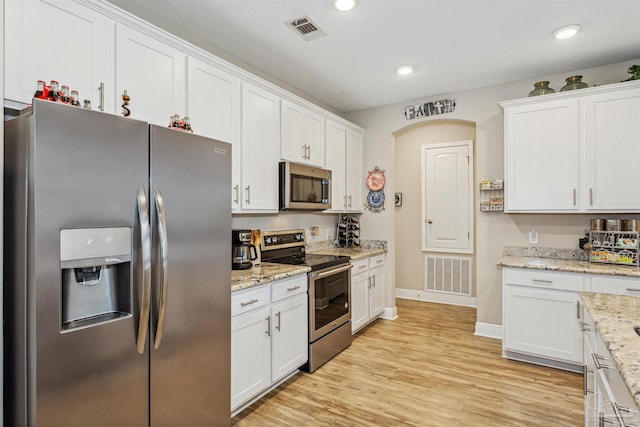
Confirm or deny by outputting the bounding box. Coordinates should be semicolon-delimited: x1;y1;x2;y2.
60;228;132;331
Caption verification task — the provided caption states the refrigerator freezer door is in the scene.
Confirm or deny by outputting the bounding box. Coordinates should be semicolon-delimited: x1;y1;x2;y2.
5;100;150;425
149;126;232;426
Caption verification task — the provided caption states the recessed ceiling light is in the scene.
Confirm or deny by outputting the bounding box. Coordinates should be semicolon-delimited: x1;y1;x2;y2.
395;65;414;76
332;0;357;12
552;24;581;40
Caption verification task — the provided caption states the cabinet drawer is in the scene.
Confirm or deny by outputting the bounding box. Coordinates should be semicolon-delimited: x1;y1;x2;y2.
232;285;270;317
588;274;640;296
503;268;584;292
271;275;307;303
351;258;369;277
369;254;385;269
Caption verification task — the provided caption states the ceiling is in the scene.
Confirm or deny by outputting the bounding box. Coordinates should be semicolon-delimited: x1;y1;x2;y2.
107;0;640;113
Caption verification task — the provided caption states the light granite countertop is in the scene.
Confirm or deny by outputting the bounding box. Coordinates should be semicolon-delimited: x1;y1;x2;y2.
231;263;310;292
499;256;640;278
581;292;640;408
308;247;387;260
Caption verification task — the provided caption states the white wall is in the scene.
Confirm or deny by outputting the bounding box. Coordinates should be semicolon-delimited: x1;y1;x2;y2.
345;58;640;326
232;212;340;243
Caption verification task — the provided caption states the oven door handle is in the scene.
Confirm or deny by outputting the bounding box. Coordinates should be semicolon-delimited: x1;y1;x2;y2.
309;263;353;279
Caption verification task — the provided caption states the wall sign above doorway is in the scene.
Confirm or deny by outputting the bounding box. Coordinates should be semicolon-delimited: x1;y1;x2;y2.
404;98;455;120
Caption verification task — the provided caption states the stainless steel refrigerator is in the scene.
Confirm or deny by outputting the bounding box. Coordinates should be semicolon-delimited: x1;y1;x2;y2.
4;99;231;426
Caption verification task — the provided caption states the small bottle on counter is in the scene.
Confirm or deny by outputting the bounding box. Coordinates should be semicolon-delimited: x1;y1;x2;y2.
47;80;60;102
70;90;80;107
60;85;71;104
34;80;47;99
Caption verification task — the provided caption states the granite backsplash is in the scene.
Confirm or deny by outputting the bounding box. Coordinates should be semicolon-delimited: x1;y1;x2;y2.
503;245;589;262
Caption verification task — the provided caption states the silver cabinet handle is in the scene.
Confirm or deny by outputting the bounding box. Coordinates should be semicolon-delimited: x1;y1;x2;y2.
626;288;640;292
240;298;258;307
367;277;372;289
287;285;301;292
592;353;610;370
358;265;367;270
153;186;169;350
265;316;271;336
276;312;281;331
371;275;376;287
98;82;105;112
375;259;383;264
583;365;593;396
136;186;152;354
532;278;553;284
348;195;352;207
573;188;577;206
589;188;593;206
309;263;353;279
344;195;348;209
578;321;593;332
245;185;251;204
307;145;311;160
233;185;239;205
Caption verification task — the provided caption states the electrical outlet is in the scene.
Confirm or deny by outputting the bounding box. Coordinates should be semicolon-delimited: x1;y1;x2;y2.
528;230;539;244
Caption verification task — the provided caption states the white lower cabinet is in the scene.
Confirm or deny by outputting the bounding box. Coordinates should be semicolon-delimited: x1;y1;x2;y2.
502;268;584;370
351;254;386;333
581;307;640;426
231;275;308;412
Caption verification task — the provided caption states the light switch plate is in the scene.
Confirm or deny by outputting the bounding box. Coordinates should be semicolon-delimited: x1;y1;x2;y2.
528;231;538;244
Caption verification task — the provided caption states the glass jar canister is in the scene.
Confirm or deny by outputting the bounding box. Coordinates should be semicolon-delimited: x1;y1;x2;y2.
528;81;555;97
560;75;589;92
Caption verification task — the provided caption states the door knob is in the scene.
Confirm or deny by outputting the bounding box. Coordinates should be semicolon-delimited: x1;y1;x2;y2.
427;219;433;224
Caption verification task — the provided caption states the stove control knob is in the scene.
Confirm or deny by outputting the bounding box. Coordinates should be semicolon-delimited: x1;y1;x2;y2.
265;237;272;245
296;233;303;241
272;236;278;244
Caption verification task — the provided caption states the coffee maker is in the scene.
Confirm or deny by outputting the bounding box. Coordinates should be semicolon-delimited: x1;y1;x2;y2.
232;229;257;270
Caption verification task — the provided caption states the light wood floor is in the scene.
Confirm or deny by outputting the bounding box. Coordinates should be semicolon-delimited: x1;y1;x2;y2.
231;298;583;426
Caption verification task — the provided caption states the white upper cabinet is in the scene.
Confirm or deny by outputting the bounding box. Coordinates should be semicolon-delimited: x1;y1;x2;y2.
503;99;580;212
5;0;113;111
115;23;186;126
325;120;364;213
345;128;364;212
280;99;325;167
186;57;241;210
584;87;640;211
240;83;280;212
501;81;640;213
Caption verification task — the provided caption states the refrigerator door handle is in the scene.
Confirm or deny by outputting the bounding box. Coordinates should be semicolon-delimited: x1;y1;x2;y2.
136;186;152;354
153;186;169;350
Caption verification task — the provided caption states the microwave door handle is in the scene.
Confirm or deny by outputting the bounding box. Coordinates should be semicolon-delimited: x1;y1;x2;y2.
136;186;152;354
153;186;169;350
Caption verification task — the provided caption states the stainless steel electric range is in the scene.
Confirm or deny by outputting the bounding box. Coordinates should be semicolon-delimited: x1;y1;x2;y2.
261;229;352;372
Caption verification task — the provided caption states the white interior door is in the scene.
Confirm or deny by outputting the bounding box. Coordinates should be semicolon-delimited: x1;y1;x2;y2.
422;141;473;253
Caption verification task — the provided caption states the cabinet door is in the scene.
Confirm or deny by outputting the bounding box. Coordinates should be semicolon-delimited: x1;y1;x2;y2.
186;57;241;210
231;306;271;410
503;284;582;363
115;23;186;126
5;0;112;110
369;257;386;318
241;83;280;211
345;129;364;212
351;261;370;333
271;293;308;382
281;100;325;167
585;87;640;211
504;100;580;211
325;120;347;212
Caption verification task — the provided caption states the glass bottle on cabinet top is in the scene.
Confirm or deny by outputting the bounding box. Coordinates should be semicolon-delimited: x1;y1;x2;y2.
480;178;503;211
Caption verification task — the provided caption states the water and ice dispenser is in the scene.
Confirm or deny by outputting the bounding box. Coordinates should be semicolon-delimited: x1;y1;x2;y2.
60;227;132;331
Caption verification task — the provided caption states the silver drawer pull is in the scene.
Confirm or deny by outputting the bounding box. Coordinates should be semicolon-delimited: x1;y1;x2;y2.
626;288;640;292
287;285;301;292
375;259;384;263
240;298;259;307
532;278;553;283
358;265;367;269
592;353;610;370
578;321;593;332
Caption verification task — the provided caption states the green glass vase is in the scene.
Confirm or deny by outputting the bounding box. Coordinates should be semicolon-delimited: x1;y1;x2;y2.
528;81;555;97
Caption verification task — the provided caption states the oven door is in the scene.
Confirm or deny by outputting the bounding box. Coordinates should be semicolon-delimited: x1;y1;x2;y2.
308;263;352;342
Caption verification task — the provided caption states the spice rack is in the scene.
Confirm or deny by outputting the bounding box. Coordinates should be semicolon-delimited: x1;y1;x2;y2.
479;178;503;211
589;230;640;266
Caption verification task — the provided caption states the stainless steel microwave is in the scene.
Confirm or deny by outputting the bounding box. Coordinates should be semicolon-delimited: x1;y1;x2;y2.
279;161;331;210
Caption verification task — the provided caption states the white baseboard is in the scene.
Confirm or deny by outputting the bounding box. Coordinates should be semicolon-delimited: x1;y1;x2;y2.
379;306;398;320
396;288;476;307
474;322;502;340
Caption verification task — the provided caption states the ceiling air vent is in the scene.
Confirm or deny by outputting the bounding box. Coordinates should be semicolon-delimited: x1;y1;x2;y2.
287;16;326;41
